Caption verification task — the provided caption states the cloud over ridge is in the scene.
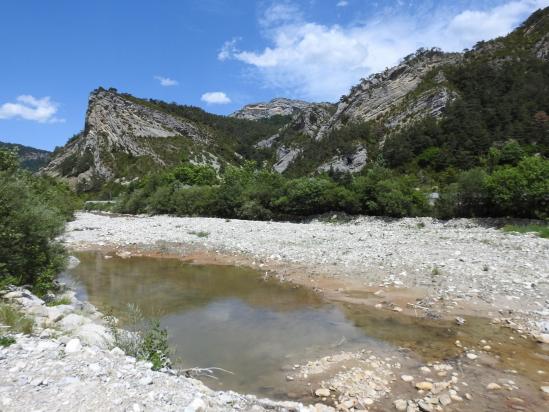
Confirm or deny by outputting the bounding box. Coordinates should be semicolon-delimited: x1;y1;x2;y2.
219;0;549;101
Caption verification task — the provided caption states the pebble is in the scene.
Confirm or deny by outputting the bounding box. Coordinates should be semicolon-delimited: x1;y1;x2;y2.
394;399;407;411
466;353;478;360
486;383;502;390
401;375;414;382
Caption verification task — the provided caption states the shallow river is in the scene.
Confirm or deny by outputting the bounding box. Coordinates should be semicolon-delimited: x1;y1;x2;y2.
61;252;547;403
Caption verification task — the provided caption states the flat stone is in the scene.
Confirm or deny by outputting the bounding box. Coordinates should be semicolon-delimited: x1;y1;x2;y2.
431;382;448;394
394;399;407;411
315;388;331;397
486;383;501;390
541;386;549;394
466;353;478;360
401;375;414;382
439;394;451;406
418;400;433;412
416;382;433;391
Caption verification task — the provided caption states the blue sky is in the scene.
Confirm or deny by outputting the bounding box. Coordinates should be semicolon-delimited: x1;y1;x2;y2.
1;0;548;150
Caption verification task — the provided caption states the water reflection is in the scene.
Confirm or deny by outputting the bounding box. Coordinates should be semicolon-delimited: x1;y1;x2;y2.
62;252;547;397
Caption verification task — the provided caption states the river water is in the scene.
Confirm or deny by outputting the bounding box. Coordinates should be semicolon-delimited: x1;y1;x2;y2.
61;251;548;403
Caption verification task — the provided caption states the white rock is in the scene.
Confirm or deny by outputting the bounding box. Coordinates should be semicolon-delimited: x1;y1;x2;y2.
58;314;90;331
138;376;153;385
394;399;407;411
110;347;125;356
74;323;113;348
315;388;331;397
184;397;206;412
64;338;82;354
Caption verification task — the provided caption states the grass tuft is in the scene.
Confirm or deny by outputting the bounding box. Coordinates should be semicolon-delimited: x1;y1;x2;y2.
502;224;549;239
0;304;34;335
46;297;72;307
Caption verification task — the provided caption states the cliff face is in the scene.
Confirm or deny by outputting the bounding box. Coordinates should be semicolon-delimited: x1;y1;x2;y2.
265;49;462;173
230;98;315;120
43;89;221;190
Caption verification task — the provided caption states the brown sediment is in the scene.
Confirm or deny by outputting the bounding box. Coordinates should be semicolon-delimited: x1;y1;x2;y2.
67;241;511;322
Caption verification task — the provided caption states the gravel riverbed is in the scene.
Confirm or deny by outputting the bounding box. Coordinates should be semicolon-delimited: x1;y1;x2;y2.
64;212;549;337
2;212;548;411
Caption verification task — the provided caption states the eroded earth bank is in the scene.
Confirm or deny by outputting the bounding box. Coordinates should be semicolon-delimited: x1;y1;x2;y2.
2;211;548;411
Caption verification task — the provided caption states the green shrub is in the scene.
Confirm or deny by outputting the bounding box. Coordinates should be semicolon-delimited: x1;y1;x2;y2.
0;335;16;347
106;304;170;371
0;148;77;294
487;156;549;219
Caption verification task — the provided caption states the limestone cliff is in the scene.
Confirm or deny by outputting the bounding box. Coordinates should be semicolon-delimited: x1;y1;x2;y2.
43;88;224;190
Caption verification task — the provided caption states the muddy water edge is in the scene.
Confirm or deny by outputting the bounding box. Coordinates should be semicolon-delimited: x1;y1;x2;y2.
62;249;549;411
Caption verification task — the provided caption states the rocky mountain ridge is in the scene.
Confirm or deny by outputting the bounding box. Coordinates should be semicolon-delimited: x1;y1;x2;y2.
0;141;51;171
230;98;321;120
42;7;549;188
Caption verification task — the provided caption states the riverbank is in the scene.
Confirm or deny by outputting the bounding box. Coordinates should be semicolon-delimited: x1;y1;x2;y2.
2;211;549;411
64;212;549;339
0;287;310;412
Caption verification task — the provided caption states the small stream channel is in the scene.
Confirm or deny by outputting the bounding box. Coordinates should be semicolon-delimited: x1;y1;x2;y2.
61;252;548;403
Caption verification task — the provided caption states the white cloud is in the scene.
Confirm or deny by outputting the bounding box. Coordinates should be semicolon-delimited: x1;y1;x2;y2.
218;38;240;61
337;1;349;7
0;95;64;123
201;91;232;104
219;0;549;101
154;75;179;86
259;2;302;28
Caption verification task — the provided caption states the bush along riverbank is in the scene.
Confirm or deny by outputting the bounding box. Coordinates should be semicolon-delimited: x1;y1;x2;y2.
104;153;549;222
0;282;312;412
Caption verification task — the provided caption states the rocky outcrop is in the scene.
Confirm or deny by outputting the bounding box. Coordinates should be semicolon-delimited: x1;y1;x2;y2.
42;88;218;190
263;50;461;174
317;146;368;173
273;146;302;173
384;87;457;131
315;50;461;141
256;103;334;149
231;98;314;120
535;33;549;60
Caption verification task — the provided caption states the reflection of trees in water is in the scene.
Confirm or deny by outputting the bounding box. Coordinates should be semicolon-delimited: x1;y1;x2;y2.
67;252;324;319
